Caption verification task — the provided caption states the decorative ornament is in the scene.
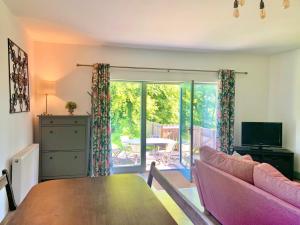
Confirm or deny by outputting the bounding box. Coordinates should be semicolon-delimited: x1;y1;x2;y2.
8;38;30;113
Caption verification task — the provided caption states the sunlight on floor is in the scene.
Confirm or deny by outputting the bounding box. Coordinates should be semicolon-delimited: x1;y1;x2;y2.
140;170;203;225
153;187;203;225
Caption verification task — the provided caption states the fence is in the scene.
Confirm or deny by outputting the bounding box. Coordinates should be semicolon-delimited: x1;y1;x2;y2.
146;121;216;149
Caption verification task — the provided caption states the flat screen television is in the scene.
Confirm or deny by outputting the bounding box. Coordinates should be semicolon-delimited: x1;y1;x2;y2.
241;122;282;147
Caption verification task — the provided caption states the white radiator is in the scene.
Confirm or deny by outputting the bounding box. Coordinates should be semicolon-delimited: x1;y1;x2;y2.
12;144;39;205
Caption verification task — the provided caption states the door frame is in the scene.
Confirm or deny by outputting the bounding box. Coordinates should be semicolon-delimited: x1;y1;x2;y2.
112;81;181;173
179;80;194;181
111;81;145;174
112;80;217;175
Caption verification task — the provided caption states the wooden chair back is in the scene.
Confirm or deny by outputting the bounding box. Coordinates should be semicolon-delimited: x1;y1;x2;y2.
0;169;17;211
147;162;219;225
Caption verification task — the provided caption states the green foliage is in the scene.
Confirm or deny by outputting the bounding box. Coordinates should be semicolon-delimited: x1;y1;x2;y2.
193;84;217;128
146;84;179;124
110;82;217;148
180;83;217;142
65;101;77;110
110;82;141;147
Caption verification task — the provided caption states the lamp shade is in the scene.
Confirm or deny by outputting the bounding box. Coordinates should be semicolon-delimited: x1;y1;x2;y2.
40;80;56;95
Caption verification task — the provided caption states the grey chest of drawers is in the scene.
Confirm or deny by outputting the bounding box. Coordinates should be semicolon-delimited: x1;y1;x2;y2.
39;115;90;180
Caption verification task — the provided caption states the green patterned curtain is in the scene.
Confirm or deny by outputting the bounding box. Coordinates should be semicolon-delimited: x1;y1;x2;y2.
91;63;111;176
217;70;235;154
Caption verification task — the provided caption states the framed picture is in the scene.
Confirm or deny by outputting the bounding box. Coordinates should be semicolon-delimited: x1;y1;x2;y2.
8;38;30;113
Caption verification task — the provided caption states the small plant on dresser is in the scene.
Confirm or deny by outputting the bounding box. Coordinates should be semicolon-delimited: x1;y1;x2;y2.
65;101;77;115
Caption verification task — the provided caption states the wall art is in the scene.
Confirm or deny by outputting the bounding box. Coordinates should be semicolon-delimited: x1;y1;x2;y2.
8;38;30;113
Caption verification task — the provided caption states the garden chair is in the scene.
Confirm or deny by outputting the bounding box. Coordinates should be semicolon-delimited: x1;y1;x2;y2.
160;141;178;165
112;144;122;164
120;136;132;158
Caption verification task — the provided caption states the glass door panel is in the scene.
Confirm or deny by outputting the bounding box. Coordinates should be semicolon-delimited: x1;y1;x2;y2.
111;81;143;172
193;83;218;162
110;80;217;174
179;81;194;181
146;83;180;170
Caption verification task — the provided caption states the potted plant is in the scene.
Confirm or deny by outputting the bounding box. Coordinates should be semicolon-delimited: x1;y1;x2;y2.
65;101;77;115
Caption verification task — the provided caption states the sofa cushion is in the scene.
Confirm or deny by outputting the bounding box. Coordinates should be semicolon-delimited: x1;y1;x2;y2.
232;151;253;161
200;145;224;160
254;163;300;208
200;146;259;184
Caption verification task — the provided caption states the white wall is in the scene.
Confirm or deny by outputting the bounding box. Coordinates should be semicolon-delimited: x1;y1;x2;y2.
33;42;270;146
0;1;33;221
268;49;300;173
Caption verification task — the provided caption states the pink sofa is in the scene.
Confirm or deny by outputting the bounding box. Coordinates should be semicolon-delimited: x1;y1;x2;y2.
193;147;300;225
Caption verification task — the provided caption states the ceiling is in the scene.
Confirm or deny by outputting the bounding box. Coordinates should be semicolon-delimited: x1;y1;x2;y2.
4;0;300;54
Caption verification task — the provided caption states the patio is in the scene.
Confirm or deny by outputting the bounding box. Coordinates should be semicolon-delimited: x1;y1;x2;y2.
112;125;216;170
112;137;181;170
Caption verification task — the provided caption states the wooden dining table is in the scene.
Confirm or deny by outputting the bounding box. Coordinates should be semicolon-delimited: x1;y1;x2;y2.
7;175;178;225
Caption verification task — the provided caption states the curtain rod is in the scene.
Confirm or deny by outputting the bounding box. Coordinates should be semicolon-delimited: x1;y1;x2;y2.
76;64;248;75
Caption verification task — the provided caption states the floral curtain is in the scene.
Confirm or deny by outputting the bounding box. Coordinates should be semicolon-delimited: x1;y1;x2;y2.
91;63;111;176
216;69;235;154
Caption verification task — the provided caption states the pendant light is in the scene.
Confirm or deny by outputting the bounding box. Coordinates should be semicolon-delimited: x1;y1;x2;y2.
283;0;290;9
260;0;266;19
232;0;290;19
233;0;240;18
239;0;245;7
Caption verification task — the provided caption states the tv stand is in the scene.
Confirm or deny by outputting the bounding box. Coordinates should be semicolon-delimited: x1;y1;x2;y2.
257;146;263;150
234;146;294;180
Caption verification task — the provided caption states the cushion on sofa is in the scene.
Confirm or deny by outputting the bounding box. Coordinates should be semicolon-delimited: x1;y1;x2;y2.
254;163;300;208
200;145;223;160
232;151;253;161
200;146;259;184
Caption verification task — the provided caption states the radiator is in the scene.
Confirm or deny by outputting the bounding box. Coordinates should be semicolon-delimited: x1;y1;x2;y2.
12;144;39;205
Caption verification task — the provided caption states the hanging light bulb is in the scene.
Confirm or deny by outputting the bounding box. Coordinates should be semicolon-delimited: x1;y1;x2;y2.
260;0;266;19
239;0;246;7
283;0;290;9
260;9;266;19
233;0;240;18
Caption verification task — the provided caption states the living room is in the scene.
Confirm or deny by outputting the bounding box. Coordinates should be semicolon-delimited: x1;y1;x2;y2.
0;1;299;225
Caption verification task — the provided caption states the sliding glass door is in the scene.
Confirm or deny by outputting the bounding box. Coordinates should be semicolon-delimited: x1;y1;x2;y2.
179;82;218;180
145;83;180;170
111;81;144;173
111;80;217;176
179;81;194;181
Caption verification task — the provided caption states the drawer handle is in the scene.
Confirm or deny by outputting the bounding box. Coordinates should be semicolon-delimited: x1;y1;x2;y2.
49;130;54;134
74;120;78;124
50;120;54;124
74;155;78;159
74;130;78;134
49;156;53;160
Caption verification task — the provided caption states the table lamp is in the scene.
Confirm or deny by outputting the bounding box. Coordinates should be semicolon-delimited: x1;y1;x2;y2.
41;80;56;115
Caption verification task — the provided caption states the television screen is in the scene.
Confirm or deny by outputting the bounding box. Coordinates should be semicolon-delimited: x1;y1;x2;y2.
241;122;282;147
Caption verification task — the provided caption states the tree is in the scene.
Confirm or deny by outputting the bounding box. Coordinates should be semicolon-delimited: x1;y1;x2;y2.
110;82;217;148
110;82;141;147
146;84;179;124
